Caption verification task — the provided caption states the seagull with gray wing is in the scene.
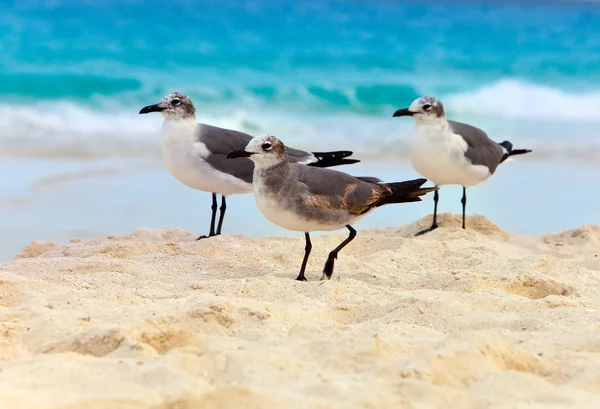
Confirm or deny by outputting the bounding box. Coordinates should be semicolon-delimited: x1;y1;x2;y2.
139;92;360;239
227;135;437;281
392;96;532;235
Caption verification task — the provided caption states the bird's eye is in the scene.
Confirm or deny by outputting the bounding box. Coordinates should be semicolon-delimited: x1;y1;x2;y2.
172;98;181;106
262;142;272;150
422;104;432;111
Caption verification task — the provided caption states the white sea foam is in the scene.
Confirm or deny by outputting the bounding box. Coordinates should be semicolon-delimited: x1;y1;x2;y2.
446;79;600;121
1;79;600;160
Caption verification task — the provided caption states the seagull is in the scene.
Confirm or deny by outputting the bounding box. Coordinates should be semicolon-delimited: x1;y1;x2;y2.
139;92;360;239
227;135;437;281
392;96;532;235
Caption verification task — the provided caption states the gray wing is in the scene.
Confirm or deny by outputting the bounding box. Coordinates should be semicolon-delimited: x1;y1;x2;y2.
197;123;315;165
205;154;254;184
197;124;254;184
448;120;505;174
286;146;316;165
356;176;382;183
291;165;387;215
197;123;254;153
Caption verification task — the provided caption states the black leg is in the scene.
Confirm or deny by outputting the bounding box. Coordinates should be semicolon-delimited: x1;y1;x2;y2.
215;195;227;236
416;188;439;236
296;232;312;281
321;225;357;280
432;188;439;227
197;193;218;240
461;186;467;229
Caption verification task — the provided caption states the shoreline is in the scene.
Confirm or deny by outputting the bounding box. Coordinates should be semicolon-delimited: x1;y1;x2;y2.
1;156;599;262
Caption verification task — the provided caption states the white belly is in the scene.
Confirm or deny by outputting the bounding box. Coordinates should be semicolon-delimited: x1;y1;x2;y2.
253;184;360;232
410;127;490;187
161;130;252;196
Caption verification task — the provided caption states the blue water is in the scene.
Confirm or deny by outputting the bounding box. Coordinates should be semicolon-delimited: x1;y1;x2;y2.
2;0;600;260
2;0;600;156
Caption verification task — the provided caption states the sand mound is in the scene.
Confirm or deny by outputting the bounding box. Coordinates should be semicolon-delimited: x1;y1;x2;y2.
543;224;600;248
372;213;507;239
1;217;600;408
14;240;61;259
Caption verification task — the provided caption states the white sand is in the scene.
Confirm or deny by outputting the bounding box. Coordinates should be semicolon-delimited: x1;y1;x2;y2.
1;213;600;408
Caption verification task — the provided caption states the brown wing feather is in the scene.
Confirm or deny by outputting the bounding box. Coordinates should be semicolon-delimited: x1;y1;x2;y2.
294;165;390;216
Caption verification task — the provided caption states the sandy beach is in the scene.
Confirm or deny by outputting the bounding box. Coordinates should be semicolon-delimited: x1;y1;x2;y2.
1;213;599;408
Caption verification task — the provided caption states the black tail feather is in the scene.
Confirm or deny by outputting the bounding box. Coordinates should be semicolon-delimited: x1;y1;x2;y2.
376;178;438;207
499;141;513;152
309;150;360;168
499;140;532;163
508;149;532;157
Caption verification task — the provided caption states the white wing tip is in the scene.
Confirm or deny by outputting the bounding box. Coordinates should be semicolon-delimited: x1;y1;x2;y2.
301;154;317;165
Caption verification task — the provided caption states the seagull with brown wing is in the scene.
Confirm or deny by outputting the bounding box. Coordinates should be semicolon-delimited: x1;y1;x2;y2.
227;135;437;281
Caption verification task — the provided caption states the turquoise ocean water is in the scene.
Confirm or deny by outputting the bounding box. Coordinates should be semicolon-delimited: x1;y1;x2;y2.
1;0;600;260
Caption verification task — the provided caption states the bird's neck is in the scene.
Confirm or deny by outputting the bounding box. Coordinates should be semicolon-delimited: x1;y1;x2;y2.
414;116;449;131
413;117;451;142
161;117;198;139
253;160;291;191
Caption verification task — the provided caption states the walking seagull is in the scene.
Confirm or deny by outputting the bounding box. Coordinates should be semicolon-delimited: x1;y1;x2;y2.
139;92;360;239
393;96;531;235
227;135;437;281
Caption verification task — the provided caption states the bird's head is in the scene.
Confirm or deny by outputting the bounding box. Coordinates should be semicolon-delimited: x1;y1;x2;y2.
139;92;196;121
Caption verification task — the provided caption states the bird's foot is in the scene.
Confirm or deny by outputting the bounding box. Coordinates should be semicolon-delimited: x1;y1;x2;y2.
295;275;308;282
321;258;335;280
196;234;216;241
415;224;438;236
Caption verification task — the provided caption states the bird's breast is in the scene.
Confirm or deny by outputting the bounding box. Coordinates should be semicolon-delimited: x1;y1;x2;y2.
410;126;477;186
161;129;251;195
252;174;353;232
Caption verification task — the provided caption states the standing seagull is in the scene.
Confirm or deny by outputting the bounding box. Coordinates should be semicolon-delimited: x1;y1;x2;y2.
139;92;360;239
392;96;532;235
227;135;437;281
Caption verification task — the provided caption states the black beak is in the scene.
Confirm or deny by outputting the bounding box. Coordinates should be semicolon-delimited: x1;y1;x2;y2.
392;108;414;117
139;104;165;114
227;150;253;159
